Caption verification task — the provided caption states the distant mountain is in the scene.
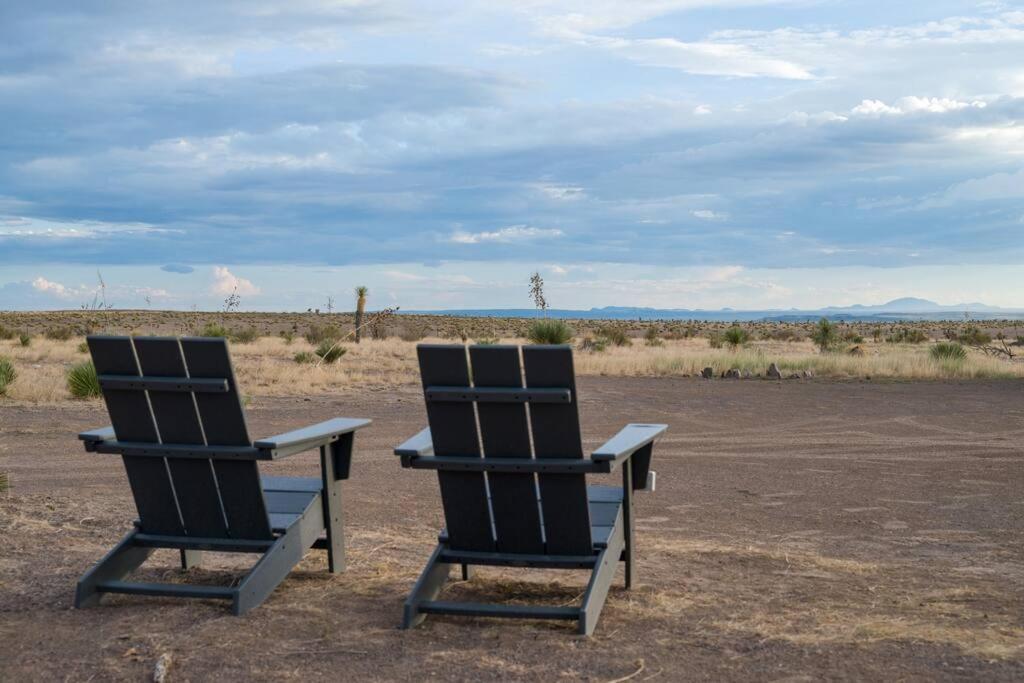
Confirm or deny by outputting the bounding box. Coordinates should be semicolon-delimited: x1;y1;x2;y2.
405;298;1024;322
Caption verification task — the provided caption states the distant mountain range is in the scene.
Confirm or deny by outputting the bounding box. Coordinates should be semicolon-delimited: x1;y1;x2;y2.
408;298;1024;322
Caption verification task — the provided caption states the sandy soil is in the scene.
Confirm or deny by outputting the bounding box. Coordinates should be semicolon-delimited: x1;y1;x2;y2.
1;377;1023;681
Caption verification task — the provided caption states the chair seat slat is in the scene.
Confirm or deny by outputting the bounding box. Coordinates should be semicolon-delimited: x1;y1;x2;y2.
425;386;571;403
97;375;229;393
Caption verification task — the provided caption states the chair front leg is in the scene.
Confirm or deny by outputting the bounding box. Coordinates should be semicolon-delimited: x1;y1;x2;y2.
320;440;348;573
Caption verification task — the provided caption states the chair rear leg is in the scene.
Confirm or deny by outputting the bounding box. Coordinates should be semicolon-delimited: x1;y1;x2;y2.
75;530;153;608
579;514;626;636
320;444;346;574
461;563;474;581
403;544;451;629
180;549;203;570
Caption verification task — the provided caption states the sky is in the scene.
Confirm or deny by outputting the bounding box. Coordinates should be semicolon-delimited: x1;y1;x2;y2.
1;1;1023;312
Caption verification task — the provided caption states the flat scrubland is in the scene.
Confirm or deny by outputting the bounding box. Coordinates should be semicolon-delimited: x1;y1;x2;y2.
0;311;1022;403
1;379;1022;680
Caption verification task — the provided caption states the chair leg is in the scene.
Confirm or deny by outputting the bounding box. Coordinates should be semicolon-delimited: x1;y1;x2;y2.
622;463;636;589
579;511;626;636
320;445;346;574
233;500;324;615
461;563;474;581
75;529;153;608
403;544;451;629
180;549;203;570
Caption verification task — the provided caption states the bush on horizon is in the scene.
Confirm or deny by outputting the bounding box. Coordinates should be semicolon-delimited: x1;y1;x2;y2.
527;319;574;345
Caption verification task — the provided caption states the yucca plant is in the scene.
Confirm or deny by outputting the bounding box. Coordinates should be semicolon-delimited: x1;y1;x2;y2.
293;351;317;364
354;286;368;343
67;361;101;398
930;341;967;361
0;357;16;396
811;318;838;352
527;319;573;344
723;326;749;349
18;333;31;347
315;340;347;364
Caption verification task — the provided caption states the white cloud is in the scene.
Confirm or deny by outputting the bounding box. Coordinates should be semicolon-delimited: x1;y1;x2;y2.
851;96;987;116
534;183;586;200
596;35;814;79
935;168;1024;202
449;225;564;244
211;266;260;296
693;104;712;115
32;276;73;298
692;209;728;220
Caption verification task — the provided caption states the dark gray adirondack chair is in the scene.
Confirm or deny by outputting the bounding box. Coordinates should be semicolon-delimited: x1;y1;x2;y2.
75;335;370;615
395;344;667;635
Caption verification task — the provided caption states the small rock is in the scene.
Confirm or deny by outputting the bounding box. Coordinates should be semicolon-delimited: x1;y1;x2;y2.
153;653;172;683
701;367;714;379
766;362;782;380
788;373;802;379
741;369;753;379
848;345;865;356
802;369;814;379
724;368;741;379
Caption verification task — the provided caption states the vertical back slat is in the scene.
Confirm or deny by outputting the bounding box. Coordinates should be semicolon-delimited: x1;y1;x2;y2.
470;345;543;554
134;337;228;538
88;336;183;536
522;345;592;555
180;338;271;540
418;345;494;551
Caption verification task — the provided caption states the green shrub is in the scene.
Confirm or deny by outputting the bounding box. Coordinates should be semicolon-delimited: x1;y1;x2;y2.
77;341;89;353
723;326;749;349
930;341;967;361
230;327;259;344
0;324;13;340
45;326;73;341
293;351;317;364
707;332;724;349
305;324;342;345
0;357;16;395
280;331;295;344
474;338;499;346
197;322;230;338
67;361;101;398
886;328;928;344
315;340;347;364
957;326;991;346
18;333;31;347
644;327;663;347
598;326;631;347
811;318;838;352
0;471;8;492
527;319;574;344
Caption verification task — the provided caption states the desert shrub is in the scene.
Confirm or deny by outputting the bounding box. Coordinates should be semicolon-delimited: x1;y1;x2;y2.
280;331;295;344
197;322;230;338
474;338;499;346
398;327;427;342
844;331;864;344
315;340;347;364
644;327;663;347
67;361;101;398
293;351;317;364
707;332;724;349
578;336;608;353
527;319;574;345
77;341;89;353
598;326;631;347
369;320;389;340
305;324;342;345
0;324;13;340
811;318;838;352
723;326;749;349
871;328;883;342
887;328;928;344
0;357;16;395
957;326;991;346
18;333;31;347
230;327;259;344
930;341;967;361
44;326;73;341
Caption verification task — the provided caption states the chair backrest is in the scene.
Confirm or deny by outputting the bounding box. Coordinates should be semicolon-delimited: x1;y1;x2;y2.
418;344;592;555
88;335;272;540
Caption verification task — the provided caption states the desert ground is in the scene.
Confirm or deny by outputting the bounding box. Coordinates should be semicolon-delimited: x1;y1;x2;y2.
2;374;1023;681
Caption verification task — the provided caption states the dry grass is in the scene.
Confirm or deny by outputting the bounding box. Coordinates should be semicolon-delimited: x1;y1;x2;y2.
1;335;1021;404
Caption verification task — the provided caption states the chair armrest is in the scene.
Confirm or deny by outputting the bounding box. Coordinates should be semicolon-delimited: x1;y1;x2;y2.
79;426;116;452
254;417;371;458
591;423;667;467
395;427;433;457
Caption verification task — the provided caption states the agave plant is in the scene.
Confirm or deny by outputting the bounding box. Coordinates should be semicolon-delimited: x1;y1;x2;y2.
67;361;101;399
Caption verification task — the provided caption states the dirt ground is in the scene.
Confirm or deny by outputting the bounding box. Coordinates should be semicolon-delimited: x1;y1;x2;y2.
1;377;1023;681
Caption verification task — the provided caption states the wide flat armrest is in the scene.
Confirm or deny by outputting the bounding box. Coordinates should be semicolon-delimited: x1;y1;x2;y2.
395;427;433;457
79;426;116;451
255;417;371;458
591;423;668;464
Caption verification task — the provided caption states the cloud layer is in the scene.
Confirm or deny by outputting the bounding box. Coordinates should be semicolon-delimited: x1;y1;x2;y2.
1;1;1022;309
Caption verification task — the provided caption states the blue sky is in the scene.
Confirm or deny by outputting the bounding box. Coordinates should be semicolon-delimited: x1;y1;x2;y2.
1;1;1022;311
